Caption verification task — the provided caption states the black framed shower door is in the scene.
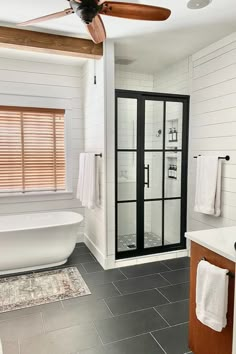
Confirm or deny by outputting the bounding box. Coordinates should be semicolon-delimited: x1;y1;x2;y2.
115;89;190;260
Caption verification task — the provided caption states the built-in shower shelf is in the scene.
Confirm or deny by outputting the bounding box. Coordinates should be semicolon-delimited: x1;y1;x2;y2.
118;179;136;183
166;117;179;122
166;154;178;159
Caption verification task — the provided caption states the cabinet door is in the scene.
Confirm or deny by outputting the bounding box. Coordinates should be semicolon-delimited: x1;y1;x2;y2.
189;242;235;354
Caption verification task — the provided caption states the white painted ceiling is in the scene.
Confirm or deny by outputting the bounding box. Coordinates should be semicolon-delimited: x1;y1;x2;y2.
0;0;236;72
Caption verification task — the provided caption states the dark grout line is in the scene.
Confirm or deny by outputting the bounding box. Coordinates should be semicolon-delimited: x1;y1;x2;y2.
117;268;128;279
160;261;173;271
80;263;88;274
160;266;190;274
111;282;123;295
150;332;168;354
153;307;171;327
102;299;115;318
155;288;171;303
92;320;106;346
92;306;171;320
159;272;173;286
112;270;167;282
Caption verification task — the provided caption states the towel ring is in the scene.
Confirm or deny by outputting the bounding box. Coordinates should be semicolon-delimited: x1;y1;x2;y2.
201;257;234;278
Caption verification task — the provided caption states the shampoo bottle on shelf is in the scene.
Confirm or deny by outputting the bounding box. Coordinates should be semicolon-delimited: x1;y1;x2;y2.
173;128;177;141
174;165;177;179
168;128;173;142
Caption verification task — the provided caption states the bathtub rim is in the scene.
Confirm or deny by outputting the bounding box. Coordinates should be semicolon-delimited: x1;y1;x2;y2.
0;211;83;233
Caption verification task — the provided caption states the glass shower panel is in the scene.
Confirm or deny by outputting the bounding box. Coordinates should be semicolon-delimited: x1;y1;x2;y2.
144;152;163;200
117;202;137;252
145;101;164;150
117;97;137;150
144;201;162;249
117;152;136;201
164;199;181;245
165;152;182;198
165;102;183;150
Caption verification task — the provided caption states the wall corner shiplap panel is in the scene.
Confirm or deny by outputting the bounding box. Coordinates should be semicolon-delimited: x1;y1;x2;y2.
188;31;236;232
82;59;106;258
0;55;85;237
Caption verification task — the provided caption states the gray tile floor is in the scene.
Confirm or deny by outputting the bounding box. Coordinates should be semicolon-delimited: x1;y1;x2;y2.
0;243;193;354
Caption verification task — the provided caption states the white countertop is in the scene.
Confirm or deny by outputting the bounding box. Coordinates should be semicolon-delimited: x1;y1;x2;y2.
185;227;236;262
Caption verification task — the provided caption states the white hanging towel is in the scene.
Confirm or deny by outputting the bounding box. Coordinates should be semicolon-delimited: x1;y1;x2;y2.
77;153;96;209
196;260;229;332
194;156;222;216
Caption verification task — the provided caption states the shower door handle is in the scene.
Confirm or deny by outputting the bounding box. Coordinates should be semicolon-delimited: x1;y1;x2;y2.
144;164;150;188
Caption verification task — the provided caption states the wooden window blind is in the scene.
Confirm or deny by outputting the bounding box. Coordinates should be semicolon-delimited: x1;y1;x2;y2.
0;106;66;193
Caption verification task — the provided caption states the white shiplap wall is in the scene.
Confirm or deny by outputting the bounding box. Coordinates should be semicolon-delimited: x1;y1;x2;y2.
115;66;154;91
188;32;236;231
0;55;85;238
153;58;190;95
82;59;106;262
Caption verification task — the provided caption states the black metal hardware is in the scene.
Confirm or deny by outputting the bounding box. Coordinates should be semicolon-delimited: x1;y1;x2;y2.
194;155;230;161
115;89;190;260
95;153;102;157
201;257;235;278
144;164;150;188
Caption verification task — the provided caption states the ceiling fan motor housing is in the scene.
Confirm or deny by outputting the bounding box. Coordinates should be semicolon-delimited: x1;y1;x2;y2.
70;0;101;24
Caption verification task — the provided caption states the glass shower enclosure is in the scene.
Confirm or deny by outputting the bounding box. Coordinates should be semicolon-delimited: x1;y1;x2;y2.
115;89;189;259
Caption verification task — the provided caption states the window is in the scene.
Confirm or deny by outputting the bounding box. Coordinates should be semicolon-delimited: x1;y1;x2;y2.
0;106;66;194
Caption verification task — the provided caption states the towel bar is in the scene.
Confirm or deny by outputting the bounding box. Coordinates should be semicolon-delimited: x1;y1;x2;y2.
194;155;230;161
95;153;102;158
201;257;235;278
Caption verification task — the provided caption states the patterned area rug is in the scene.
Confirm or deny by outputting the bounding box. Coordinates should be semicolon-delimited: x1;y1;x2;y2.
0;267;91;313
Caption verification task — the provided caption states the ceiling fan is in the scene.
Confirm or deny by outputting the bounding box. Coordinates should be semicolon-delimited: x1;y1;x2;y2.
18;0;171;44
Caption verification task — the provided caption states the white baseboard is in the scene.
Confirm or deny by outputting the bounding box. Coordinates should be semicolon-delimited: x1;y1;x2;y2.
110;249;189;269
83;233;107;269
82;232;190;269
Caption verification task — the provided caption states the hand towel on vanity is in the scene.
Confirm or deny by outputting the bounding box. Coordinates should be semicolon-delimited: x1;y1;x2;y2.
194;156;222;216
196;260;229;332
77;153;96;209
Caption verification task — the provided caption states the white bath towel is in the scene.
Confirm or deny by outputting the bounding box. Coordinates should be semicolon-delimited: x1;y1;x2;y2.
77;153;97;209
194;156;222;216
196;260;229;332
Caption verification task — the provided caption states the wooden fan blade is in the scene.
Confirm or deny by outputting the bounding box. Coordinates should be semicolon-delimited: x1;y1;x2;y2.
99;2;171;21
86;15;106;44
18;8;73;27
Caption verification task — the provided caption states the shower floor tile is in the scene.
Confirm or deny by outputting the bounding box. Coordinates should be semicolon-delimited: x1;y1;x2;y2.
118;232;162;252
2;244;191;354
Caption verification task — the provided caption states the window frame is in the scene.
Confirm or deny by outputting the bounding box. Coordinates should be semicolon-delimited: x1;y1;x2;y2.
0;106;72;199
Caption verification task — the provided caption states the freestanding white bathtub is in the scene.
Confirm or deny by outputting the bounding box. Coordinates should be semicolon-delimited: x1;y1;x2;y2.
0;211;83;275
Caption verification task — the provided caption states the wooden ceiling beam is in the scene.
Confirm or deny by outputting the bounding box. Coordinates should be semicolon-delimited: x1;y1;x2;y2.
0;26;103;59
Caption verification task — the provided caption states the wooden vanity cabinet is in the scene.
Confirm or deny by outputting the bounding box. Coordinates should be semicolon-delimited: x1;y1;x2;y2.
189;242;235;354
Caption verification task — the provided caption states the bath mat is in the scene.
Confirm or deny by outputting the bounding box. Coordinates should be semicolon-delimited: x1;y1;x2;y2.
0;267;91;313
